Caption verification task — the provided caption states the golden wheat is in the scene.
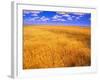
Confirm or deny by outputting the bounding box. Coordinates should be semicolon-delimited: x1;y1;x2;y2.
23;25;91;69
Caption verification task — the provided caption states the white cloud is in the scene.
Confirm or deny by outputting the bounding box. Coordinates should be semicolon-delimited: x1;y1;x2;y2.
58;19;66;21
52;19;57;21
23;10;41;17
63;14;70;17
72;12;85;16
75;15;83;20
52;17;66;22
67;17;73;21
76;17;80;20
52;14;73;21
79;15;83;17
26;16;49;22
52;15;62;19
30;17;39;21
53;18;66;21
40;16;49;21
23;14;26;17
30;11;41;14
30;11;41;16
31;13;38;16
62;14;73;21
72;16;76;18
23;10;30;14
52;15;66;21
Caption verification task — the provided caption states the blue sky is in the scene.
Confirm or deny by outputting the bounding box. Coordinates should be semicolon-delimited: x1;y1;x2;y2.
23;10;91;27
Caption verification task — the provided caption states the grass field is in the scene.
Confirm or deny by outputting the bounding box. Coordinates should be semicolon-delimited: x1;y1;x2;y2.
23;25;91;69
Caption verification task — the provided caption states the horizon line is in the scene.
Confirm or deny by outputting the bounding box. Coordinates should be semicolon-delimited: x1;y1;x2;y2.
23;24;90;27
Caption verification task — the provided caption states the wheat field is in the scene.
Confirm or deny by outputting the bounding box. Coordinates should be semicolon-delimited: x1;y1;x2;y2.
23;25;91;69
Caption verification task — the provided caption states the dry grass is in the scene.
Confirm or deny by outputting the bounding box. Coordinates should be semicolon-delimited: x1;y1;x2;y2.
23;25;91;69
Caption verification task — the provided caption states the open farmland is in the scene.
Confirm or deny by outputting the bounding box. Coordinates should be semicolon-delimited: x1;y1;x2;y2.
23;25;91;69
